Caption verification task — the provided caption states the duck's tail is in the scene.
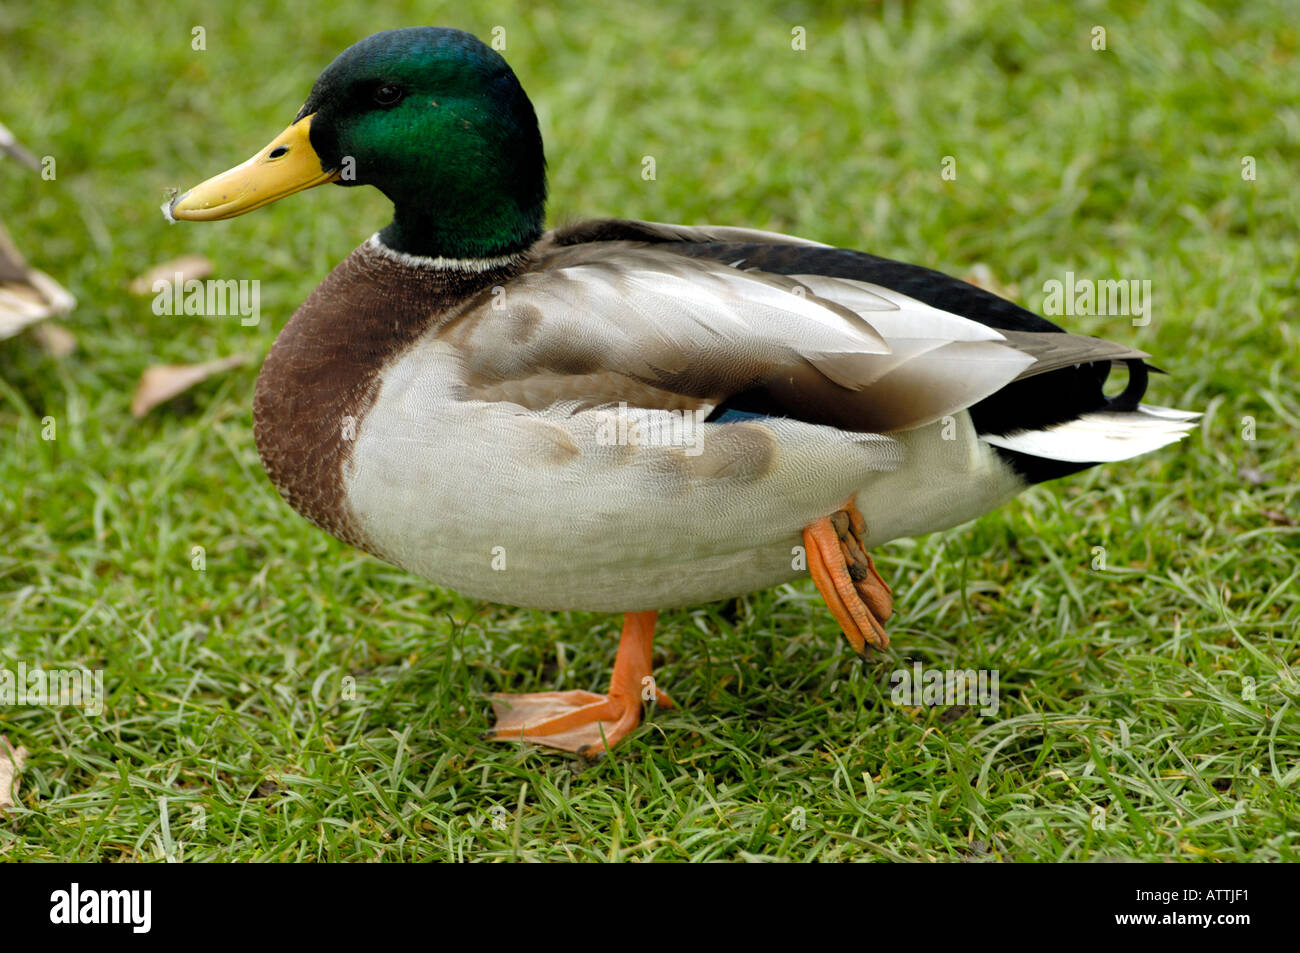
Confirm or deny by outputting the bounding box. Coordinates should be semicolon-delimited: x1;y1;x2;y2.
980;402;1199;465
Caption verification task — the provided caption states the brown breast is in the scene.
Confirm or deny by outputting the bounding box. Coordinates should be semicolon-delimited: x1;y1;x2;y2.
251;240;522;552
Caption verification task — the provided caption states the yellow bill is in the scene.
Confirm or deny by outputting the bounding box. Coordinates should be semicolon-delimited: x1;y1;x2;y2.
168;114;339;221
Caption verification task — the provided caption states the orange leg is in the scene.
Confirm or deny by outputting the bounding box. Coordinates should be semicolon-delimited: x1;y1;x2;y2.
487;610;673;757
803;502;893;655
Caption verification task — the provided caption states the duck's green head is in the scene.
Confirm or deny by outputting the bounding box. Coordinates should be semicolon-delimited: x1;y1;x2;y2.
169;27;547;260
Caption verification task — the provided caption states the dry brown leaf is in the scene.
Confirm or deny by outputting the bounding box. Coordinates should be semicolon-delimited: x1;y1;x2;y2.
32;320;77;357
1262;510;1299;527
127;254;213;296
0;283;55;339
131;354;250;418
1238;466;1266;486
0;735;27;813
962;263;1019;301
0;222;76;340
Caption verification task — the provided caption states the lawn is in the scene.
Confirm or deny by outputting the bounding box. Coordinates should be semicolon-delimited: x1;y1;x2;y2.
1;0;1296;861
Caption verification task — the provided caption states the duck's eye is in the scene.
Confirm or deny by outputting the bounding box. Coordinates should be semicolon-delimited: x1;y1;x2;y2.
373;85;404;106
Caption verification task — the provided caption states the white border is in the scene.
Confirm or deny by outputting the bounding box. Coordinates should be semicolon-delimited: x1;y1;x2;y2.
364;233;522;273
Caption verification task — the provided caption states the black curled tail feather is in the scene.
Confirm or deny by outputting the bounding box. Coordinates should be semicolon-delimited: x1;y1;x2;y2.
1105;359;1150;413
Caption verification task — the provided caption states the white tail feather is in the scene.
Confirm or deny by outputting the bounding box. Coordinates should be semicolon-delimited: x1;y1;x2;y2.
980;403;1199;463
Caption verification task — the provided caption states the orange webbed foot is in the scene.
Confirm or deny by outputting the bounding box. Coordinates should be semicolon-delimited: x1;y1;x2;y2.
803;501;893;655
485;611;672;757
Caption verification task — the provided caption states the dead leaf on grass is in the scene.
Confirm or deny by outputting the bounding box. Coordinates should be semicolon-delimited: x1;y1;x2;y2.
127;254;213;296
131;354;250;418
0;735;28;813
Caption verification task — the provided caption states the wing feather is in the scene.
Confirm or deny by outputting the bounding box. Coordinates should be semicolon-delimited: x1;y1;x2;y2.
452;243;1036;432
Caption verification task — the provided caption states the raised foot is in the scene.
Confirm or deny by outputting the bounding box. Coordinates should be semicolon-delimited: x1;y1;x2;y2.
804;501;893;656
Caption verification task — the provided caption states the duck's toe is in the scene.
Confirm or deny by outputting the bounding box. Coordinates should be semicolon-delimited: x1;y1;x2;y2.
804;501;893;655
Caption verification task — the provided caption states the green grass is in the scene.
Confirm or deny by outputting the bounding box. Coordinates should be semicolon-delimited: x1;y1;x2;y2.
2;0;1297;861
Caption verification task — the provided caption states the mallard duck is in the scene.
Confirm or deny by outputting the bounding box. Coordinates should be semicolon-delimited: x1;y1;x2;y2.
167;27;1196;755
